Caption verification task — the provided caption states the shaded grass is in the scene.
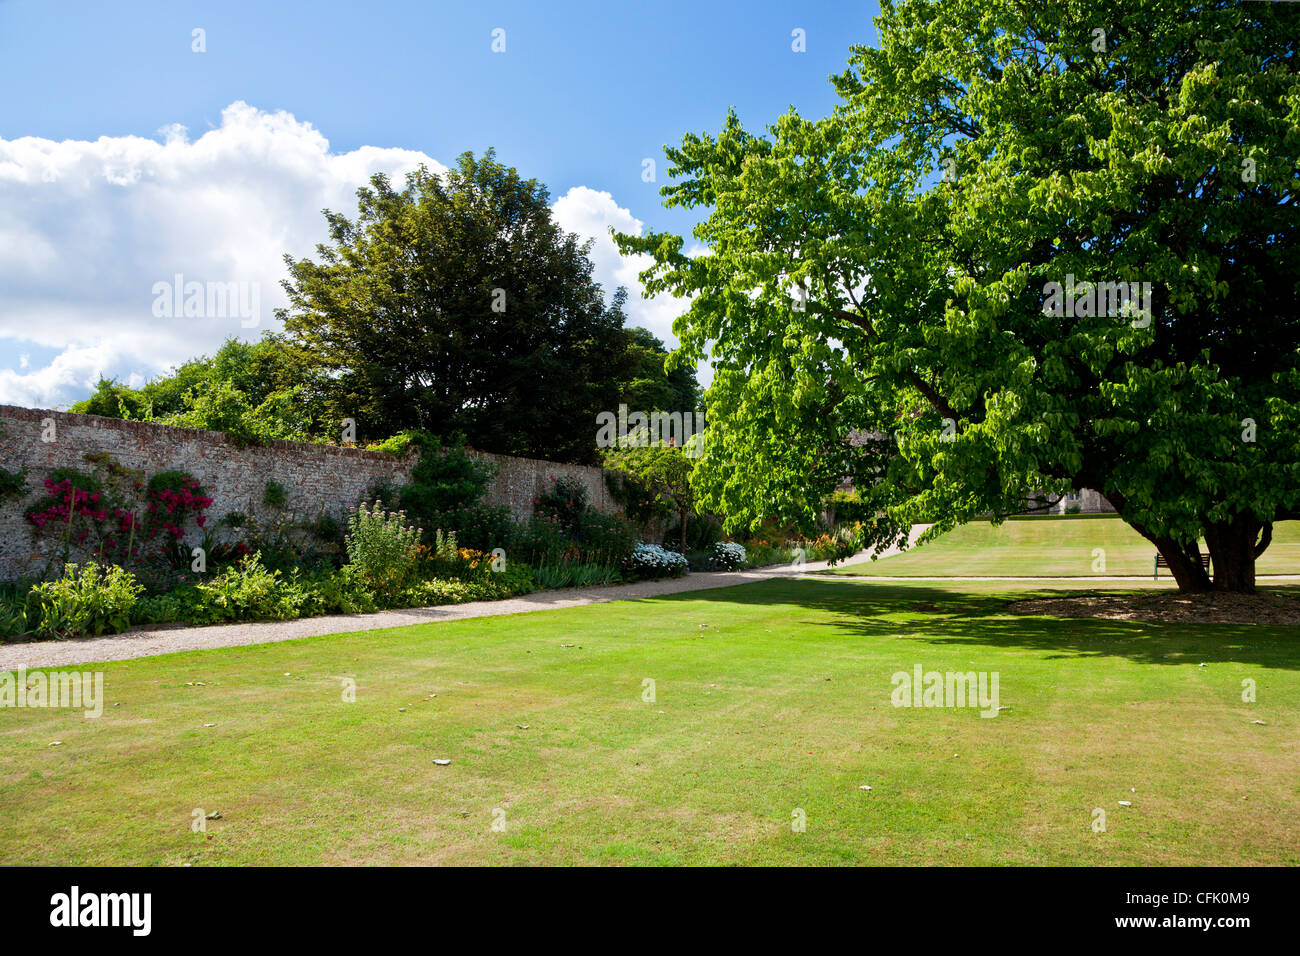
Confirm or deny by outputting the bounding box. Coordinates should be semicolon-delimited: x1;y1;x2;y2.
1;576;1296;866
832;515;1300;577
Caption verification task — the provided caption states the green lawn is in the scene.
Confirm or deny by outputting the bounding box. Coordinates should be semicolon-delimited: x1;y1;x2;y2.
831;515;1300;578
2;576;1297;866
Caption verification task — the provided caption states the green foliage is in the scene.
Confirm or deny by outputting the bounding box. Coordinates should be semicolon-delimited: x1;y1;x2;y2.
162;379;308;445
620;327;702;416
130;588;201;627
381;433;514;552
532;559;622;589
576;510;640;560
276;151;634;464
192;553;307;623
604;470;662;528
432;503;515;554
71;338;333;441
263;481;289;510
395;433;496;514
0;582;37;640
616;0;1300;591
535;476;589;536
603;436;697;551
665;512;722;551
0;427;27;504
29;563;143;639
742;543;795;569
344;501;423;596
829;491;875;526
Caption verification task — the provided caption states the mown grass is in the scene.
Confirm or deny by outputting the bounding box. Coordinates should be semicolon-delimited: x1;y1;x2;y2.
831;515;1300;578
1;576;1296;866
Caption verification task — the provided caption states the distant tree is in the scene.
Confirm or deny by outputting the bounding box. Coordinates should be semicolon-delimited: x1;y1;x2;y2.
620;327;701;414
276;150;632;465
603;430;698;553
70;338;328;444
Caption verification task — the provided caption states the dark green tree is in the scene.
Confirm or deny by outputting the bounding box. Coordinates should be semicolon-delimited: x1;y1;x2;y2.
620;327;701;414
276;150;632;465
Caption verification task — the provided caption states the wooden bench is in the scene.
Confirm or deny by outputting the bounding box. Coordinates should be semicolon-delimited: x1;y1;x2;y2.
1154;553;1211;580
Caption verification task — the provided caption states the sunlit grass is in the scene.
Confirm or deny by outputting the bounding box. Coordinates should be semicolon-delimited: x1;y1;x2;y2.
1;576;1296;865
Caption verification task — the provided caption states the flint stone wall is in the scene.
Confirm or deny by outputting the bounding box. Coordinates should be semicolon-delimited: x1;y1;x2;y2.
0;404;616;580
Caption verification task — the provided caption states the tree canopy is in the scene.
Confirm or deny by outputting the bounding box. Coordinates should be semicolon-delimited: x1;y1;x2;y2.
617;0;1300;592
70;338;321;443
276;150;634;465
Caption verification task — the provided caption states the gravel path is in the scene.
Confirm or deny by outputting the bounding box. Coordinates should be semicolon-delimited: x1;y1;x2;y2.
1;531;929;669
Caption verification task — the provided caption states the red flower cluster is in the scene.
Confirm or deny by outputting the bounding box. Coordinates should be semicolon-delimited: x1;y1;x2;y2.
26;478;107;529
25;472;214;564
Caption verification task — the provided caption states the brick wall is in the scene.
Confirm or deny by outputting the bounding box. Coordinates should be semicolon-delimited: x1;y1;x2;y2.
0;405;617;580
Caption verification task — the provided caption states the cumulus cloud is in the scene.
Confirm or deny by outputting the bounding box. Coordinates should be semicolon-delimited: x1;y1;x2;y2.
0;102;436;408
551;186;682;342
0;103;696;408
552;186;709;383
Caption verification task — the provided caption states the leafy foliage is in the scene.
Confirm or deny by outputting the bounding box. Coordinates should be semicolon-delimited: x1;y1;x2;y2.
344;501;423;596
617;0;1300;591
603;434;698;552
276;151;634;464
29;563;144;639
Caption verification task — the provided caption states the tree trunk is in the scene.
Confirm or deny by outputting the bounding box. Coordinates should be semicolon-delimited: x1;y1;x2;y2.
1151;536;1212;593
680;509;689;553
1201;514;1264;593
1096;490;1269;594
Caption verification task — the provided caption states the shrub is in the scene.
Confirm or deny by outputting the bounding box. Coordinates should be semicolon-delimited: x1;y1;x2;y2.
428;502;516;553
535;476;588;536
293;566;377;616
193;553;304;623
793;524;861;566
666;512;723;552
344;501;422;595
263;480;288;509
24;457;213;573
0;583;37;640
707;541;747;571
743;543;795;568
131;586;205;626
828;490;875;525
0;465;27;504
537;559;622;589
626;543;688;580
29;563;143;639
576;511;639;563
382;431;497;518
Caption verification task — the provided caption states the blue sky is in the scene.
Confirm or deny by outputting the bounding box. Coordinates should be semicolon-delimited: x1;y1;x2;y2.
0;0;881;407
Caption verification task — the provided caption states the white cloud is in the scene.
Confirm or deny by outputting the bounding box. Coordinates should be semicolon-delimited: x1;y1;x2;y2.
0;103;699;409
0;102;438;408
551;186;709;383
551;186;682;341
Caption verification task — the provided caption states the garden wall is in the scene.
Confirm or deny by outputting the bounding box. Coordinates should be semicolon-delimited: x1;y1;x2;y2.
0;404;617;581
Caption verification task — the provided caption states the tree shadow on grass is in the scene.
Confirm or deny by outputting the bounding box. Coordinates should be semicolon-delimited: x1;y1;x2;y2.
642;578;1300;673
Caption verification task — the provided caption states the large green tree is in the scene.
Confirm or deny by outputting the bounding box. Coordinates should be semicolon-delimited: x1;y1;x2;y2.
618;0;1299;593
276;150;632;465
